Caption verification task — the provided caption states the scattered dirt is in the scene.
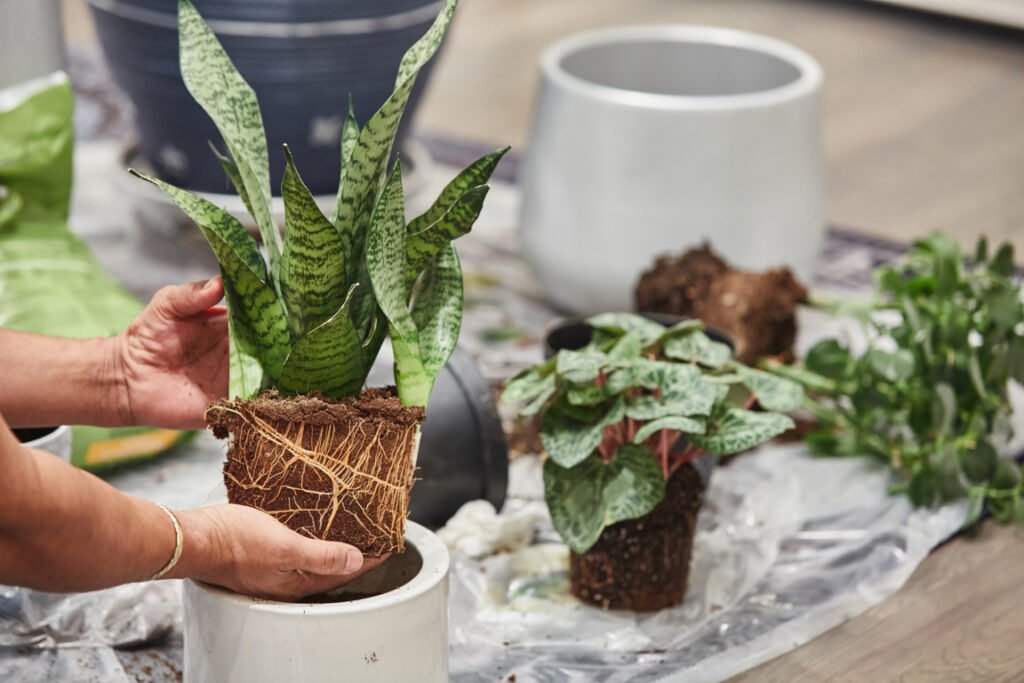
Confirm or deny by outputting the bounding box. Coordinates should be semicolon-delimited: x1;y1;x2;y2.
207;388;425;555
635;243;807;364
570;462;705;611
504;415;543;459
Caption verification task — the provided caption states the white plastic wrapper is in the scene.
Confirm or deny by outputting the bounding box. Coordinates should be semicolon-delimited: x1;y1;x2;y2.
446;447;966;682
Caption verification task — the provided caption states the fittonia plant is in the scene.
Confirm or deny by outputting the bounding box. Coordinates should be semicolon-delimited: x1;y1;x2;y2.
134;0;505;409
503;314;802;553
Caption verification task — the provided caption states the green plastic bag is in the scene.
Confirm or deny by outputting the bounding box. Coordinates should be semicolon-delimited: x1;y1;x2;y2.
0;73;190;469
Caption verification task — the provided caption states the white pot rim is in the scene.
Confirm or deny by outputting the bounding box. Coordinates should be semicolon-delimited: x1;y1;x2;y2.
540;24;823;111
187;520;449;615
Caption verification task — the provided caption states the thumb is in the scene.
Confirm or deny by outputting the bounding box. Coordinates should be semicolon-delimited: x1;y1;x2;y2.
294;538;364;576
151;277;224;320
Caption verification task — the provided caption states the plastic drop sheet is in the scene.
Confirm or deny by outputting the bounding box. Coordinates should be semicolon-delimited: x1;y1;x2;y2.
448;447;967;682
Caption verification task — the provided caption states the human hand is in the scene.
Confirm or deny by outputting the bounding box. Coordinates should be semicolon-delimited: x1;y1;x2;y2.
113;277;229;429
172;504;387;601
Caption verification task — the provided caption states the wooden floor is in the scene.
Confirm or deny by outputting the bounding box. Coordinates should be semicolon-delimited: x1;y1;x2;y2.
61;0;1024;679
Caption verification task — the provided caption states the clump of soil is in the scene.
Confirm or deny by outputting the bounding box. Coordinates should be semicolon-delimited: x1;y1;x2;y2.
570;462;704;611
206;388;425;555
635;244;808;363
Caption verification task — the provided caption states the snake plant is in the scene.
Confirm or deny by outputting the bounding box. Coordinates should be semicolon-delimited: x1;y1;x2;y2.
134;0;504;408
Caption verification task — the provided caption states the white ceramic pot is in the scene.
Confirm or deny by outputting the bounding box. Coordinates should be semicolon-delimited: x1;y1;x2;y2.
16;425;72;462
184;521;450;683
520;25;824;314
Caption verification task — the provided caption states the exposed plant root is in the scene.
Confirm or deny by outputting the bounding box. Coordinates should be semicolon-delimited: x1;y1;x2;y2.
206;389;424;555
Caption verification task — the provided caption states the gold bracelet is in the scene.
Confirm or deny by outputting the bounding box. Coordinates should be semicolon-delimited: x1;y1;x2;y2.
148;504;183;581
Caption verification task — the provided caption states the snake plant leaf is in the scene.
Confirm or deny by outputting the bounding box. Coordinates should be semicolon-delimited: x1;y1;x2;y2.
691;408;794;455
0;190;23;231
541;399;624;468
331;0;458;276
404;185;488;284
738;366;804;413
411;243;463;377
664;329;732;368
209;143;256;220
178;0;280;272
228;316;265;399
366;165;417;347
632;416;706;444
586;313;666;346
338;97;360;188
280;145;350;337
278;284;366;398
544;444;665;553
406;146;508;235
131;172;290;380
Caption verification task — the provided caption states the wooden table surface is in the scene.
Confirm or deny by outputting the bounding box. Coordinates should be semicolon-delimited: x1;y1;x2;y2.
61;0;1024;679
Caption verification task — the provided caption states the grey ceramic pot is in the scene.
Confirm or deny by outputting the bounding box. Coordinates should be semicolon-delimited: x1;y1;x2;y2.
87;0;444;194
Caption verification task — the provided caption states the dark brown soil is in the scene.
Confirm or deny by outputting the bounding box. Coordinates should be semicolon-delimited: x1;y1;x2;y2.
570;462;704;611
635;244;807;364
207;388;425;555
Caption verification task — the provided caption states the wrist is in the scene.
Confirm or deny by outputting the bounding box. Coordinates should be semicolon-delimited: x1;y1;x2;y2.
168;508;225;583
98;334;134;427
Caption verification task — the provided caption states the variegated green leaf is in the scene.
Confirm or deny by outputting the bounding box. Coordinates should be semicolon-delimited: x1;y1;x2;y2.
338;97;359;189
541;399;623;468
331;0;458;281
738;366;804;413
208;143;255;220
605;357;666;393
228;316;264;399
278;284;366;399
691;408;794;455
411;242;463;377
556;349;608;384
405;185;488;284
132;172;290;380
279;145;349;337
608;333;643;360
544;444;665;553
366;166;417;343
407;147;508;235
178;0;279;271
664;329;733;368
501;359;556;404
586;313;665;346
567;384;610;406
632;416;706;444
521;376;557;416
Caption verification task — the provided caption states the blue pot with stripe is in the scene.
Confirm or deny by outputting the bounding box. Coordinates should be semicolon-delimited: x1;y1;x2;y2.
87;0;444;195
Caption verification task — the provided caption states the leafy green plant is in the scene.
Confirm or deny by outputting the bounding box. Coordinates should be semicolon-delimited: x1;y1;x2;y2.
134;0;505;407
502;313;801;552
766;233;1024;525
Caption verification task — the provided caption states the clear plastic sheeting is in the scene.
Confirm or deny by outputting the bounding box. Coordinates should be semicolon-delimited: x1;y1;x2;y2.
447;446;966;682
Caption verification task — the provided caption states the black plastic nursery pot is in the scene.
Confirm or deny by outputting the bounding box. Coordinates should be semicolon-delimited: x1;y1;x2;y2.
87;0;443;194
544;314;724;611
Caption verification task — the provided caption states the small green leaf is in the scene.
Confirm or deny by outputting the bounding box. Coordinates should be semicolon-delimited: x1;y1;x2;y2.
932;382;956;436
692;408;794;455
974;236;988;264
502;360;556;404
541;399;623;468
586;313;665;346
989;243;1015;277
543;444;665;553
991;459;1022;490
566;384;610;406
632;416;706;444
959;441;997;485
805;339;851;380
739;366;803;413
663;330;732;368
555;349;608;384
865;348;914;382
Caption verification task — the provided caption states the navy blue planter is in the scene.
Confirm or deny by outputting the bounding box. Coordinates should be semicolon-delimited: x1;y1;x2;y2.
88;0;443;194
